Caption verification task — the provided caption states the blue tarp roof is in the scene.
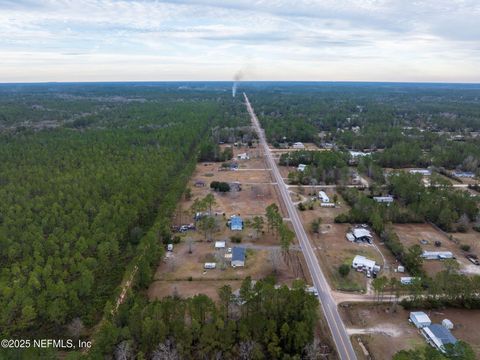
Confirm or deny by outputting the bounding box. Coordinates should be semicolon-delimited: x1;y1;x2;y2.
232;247;246;262
231;216;243;227
428;324;457;346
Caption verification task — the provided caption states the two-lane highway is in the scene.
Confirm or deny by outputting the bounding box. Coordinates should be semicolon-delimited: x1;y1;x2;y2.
244;93;357;360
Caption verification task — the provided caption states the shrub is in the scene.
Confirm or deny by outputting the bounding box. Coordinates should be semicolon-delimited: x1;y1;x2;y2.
230;235;242;243
298;202;306;211
460;244;471;252
338;264;350;277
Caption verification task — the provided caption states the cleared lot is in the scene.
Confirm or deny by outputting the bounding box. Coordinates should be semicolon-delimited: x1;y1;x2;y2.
339;303;480;359
393;223;479;276
150;152;311;301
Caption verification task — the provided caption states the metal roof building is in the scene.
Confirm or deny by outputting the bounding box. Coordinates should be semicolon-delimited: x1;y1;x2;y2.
410;311;431;328
231;247;246;267
230;216;244;231
423;324;457;353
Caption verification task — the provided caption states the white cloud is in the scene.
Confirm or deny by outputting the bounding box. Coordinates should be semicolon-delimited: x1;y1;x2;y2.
0;0;479;81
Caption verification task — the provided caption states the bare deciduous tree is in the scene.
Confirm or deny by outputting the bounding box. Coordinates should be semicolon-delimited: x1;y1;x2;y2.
239;340;256;360
152;338;180;360
114;340;132;360
66;317;84;339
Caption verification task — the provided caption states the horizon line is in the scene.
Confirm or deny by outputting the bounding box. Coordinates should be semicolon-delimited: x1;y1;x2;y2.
1;80;480;85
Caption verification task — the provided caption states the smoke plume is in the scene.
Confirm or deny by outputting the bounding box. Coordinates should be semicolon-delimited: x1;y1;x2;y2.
232;70;244;98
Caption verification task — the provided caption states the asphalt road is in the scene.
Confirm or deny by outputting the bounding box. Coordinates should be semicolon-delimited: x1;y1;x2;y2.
244;93;357;360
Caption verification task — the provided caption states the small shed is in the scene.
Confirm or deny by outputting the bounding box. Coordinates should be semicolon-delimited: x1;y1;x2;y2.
231;247;246;267
442;319;454;330
194;180;206;187
297;164;307;172
346;233;355;242
215;241;226;249
410;311;431;329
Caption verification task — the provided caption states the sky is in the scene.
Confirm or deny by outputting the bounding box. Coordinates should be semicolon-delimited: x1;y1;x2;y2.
0;0;479;82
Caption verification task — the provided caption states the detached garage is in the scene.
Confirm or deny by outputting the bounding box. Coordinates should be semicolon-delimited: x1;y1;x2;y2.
410;311;431;329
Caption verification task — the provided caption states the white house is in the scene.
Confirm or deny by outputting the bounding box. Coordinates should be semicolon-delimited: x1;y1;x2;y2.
401;277;420;285
422;251;454;260
422;324;457;353
352;255;380;272
318;191;330;203
297;164;307;172
409;169;432;176
215;241;226;249
292;142;305;149
231;247;246;267
373;196;394;204
410;311;431;329
349;150;371;158
453;171;475;178
237;152;250;160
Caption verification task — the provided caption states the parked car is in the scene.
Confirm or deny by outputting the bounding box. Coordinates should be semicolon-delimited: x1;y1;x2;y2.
420;239;429;245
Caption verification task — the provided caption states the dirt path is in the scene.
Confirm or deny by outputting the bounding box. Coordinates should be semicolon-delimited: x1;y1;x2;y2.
347;325;402;337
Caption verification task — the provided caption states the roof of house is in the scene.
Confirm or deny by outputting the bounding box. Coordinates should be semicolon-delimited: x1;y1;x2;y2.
373;196;394;202
425;324;457;346
232;247;246;262
215;241;226;248
422;251;453;258
410;311;431;323
352;255;376;268
353;228;372;238
231;216;243;226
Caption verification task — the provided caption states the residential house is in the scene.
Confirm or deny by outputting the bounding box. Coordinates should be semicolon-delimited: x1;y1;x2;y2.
422;324;457;353
373;196;394;204
352;228;373;243
352;255;380;272
422;251;454;260
409;169;432;176
231;247;246;267
230;216;244;231
318;191;330;203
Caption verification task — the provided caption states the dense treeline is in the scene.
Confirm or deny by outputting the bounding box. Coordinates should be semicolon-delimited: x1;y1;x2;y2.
393;342;475;360
335;173;478;232
280;150;350;185
388;172;478;231
90;278;320;359
0;85;249;340
247;83;480;173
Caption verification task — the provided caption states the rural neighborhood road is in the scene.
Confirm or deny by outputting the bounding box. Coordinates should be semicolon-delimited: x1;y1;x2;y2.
244;93;357;360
